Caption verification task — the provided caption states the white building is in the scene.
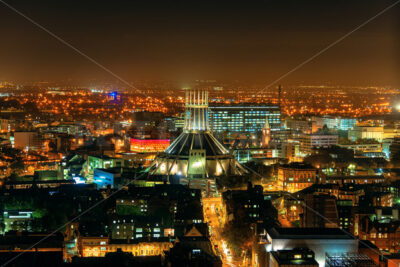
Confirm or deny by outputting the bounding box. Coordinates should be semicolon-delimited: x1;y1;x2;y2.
264;227;358;266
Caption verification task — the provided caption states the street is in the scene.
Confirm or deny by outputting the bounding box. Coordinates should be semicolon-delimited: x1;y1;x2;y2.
203;196;244;267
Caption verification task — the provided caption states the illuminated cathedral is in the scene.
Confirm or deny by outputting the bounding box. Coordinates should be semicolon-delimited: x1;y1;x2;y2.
148;89;246;192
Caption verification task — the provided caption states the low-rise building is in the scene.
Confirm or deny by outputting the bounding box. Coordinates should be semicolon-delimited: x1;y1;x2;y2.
263;227;358;266
348;126;384;142
270;248;319;267
222;182;277;223
278;163;317;193
359;217;400;253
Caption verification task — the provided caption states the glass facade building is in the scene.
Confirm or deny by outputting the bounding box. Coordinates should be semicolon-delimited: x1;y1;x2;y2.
209;104;281;133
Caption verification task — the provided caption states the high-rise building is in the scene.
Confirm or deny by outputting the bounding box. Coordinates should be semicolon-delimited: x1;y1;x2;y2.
13;131;42;151
209;104;281;134
389;137;400;160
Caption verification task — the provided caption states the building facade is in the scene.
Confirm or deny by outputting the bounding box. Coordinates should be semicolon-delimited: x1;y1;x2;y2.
278;163;317;193
209;104;281;133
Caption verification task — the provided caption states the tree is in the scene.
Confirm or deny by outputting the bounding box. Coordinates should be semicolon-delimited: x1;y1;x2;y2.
303;153;332;169
0;222;5;234
221;221;253;257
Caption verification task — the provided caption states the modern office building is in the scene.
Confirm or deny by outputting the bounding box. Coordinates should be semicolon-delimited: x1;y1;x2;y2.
348;126;384;142
312;116;357;131
209;103;281;133
84;155;124;182
339;142;382;154
300;132;338;155
284;118;315;134
93;167;138;189
339;118;357;131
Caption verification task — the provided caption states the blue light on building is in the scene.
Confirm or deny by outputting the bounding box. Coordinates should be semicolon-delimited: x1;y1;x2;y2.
93;169;115;188
338;118;357;131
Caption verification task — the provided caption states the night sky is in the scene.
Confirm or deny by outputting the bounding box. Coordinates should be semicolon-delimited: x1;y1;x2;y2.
0;0;399;86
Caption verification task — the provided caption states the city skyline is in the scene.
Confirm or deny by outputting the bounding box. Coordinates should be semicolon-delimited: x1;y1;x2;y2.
1;1;400;267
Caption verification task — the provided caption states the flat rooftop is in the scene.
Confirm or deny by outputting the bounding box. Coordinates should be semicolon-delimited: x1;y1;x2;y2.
267;227;354;240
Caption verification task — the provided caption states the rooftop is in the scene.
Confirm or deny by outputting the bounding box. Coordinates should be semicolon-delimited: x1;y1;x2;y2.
164;132;229;157
267;227;355;240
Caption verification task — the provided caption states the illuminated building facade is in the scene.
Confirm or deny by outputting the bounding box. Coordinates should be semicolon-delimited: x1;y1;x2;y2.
348;126;384;142
148;90;246;193
13;131;42;151
359;217;400;253
284;118;315;134
312;116;357;131
130;138;170;153
269;248;318;267
2;211;33;232
78;233;172;258
79;237;172;257
264;227;358;266
339;142;382;154
278;163;317;193
262;119;271;147
300;132;338;155
209;104;281;133
84;155;124;182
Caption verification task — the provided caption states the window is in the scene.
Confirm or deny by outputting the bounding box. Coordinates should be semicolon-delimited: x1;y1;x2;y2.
192;249;201;254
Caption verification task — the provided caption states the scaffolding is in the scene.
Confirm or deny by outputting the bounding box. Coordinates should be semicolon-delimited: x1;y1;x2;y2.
326;253;377;267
